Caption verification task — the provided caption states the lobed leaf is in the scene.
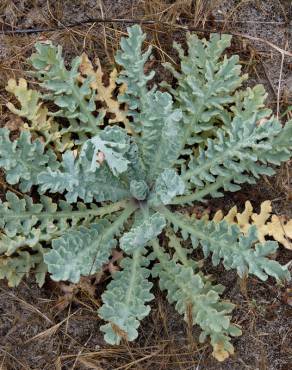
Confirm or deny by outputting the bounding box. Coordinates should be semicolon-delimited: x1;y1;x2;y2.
115;25;154;131
120;212;166;254
30;42;103;129
0;191;125;286
0;128;58;192
161;207;290;282
99;249;153;344
1;25;291;362
45;204;136;282
0;246;47;287
149;169;185;205
80;126;130;176
45;221;115;282
173;116;292;204
212;200;292;250
152;240;241;362
38;132;132;203
138;90;183;181
164;33;247;145
6;78;73;152
79;53;130;131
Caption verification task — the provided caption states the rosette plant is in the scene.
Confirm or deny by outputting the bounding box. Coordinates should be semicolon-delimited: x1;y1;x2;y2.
0;25;291;361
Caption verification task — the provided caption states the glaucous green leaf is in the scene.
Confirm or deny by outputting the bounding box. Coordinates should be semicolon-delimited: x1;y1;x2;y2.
149;168;185;205
45;221;116;283
99;250;153;344
0;128;58;192
120;212;166;254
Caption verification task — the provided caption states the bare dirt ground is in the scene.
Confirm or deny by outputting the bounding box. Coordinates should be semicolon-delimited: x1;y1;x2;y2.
0;1;291;369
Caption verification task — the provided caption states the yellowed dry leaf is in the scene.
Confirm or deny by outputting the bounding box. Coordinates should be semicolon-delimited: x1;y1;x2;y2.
211;200;292;250
6;78;72;152
212;342;234;362
80;54;131;132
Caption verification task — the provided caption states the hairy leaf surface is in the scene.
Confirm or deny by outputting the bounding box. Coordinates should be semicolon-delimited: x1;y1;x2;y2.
99;250;153;344
1;25;291;362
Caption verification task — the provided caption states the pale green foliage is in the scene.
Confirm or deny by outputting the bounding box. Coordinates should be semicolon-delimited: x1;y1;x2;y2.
130;180;149;200
149;169;185;205
81;126;130;175
162;207;290;282
1;25;291;361
163;33;248;142
5;78;73;152
0;190;125;286
30;42;103;128
37;127;132;203
152;239;241;359
0;129;58;191
45;222;115;283
99;249;153;344
181;88;292;197
0;247;46;287
138;90;183;180
115;25;154;131
120;212;166;254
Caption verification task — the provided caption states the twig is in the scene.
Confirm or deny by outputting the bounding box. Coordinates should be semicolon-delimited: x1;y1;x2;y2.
223;31;292;58
0;17;291;57
277;51;285;118
98;0;113;63
260;61;278;99
0;17;158;34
